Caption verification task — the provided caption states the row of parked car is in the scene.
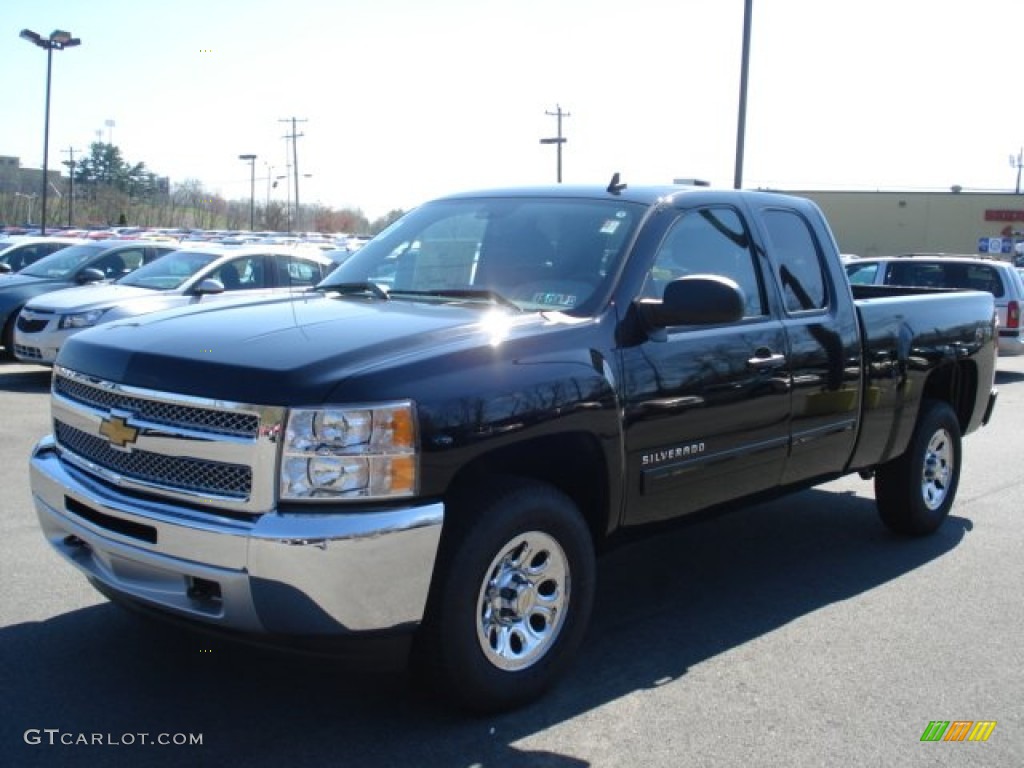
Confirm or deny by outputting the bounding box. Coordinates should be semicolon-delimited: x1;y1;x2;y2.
4;234;1024;367
0;236;338;363
0;225;372;253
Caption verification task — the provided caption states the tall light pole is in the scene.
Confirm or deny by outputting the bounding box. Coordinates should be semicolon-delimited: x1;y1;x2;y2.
20;28;81;235
733;0;753;189
238;154;257;231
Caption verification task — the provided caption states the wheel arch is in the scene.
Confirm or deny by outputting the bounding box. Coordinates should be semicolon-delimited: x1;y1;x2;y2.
442;431;612;549
921;359;978;435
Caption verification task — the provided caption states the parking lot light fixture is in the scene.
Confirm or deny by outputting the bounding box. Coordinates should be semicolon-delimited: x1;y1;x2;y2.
20;28;81;235
238;154;257;231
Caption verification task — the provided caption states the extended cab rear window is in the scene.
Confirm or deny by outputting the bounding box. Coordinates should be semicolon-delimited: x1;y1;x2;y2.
761;209;829;313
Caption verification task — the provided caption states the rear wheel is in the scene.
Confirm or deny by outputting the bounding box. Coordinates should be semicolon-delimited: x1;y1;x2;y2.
414;478;595;712
875;399;961;536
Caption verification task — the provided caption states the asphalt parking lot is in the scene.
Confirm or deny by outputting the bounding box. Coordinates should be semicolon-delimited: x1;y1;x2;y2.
0;359;1021;768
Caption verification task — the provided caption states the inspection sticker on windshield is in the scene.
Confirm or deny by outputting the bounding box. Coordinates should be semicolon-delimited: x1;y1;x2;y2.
600;219;621;234
531;292;578;307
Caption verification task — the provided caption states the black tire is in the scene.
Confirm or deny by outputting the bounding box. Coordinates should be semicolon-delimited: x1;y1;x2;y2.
875;399;961;536
413;477;596;713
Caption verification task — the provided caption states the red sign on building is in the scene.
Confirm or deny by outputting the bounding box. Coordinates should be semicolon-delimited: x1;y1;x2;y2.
985;210;1024;222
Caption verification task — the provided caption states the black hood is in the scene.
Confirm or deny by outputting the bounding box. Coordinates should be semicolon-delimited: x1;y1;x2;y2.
57;293;549;404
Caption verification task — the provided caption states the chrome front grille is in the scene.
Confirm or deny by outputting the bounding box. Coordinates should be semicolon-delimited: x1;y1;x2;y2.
56;373;259;438
51;366;284;514
55;422;252;498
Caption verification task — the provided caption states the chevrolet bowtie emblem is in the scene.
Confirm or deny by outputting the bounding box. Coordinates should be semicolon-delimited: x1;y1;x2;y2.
99;415;139;449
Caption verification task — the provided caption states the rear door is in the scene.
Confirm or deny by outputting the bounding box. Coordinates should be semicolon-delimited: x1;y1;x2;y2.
270;253;330;291
752;204;864;484
204;254;275;298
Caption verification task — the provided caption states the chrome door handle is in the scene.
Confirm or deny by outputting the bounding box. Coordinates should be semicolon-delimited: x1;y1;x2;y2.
747;352;787;370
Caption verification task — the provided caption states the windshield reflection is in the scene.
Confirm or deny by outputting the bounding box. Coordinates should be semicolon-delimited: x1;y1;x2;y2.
323;198;643;314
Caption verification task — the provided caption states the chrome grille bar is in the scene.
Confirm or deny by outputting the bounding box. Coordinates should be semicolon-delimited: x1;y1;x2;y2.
55;371;260;438
55;422;251;499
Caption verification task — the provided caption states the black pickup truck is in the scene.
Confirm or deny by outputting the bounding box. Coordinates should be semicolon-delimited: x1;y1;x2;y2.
29;182;998;712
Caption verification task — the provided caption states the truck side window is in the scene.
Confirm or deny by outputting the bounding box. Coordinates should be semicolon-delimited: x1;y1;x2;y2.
762;209;828;313
643;207;765;317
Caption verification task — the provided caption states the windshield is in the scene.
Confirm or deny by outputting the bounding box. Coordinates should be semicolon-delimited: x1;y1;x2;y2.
20;243;106;278
118;250;219;290
323;197;644;313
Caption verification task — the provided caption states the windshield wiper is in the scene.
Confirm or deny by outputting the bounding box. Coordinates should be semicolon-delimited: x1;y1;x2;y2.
388;289;521;312
319;282;390;300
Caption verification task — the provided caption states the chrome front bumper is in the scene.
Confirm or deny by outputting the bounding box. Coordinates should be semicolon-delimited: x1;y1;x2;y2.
30;435;444;636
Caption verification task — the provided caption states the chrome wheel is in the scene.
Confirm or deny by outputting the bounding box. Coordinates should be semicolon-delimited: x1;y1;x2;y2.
921;426;954;511
476;530;570;671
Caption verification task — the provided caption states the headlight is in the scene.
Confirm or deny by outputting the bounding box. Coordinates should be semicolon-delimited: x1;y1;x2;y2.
59;309;108;329
280;401;418;500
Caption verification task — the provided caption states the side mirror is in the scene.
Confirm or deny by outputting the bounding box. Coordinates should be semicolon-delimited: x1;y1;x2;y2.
0;263;11;274
77;267;106;284
193;278;225;295
636;274;745;329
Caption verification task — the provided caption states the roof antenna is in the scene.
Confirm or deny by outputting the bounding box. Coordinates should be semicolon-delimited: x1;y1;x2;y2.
607;172;627;194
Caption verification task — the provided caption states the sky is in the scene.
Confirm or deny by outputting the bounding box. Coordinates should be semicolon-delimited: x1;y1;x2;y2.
3;0;1024;221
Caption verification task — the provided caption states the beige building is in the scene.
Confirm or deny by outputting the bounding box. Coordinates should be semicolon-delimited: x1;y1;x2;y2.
0;155;62;195
781;189;1024;260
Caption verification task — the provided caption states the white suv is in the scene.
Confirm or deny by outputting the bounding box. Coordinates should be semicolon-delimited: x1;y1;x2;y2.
846;254;1024;356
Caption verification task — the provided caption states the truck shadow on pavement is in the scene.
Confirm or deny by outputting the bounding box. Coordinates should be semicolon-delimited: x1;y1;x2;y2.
0;487;969;768
0;366;52;393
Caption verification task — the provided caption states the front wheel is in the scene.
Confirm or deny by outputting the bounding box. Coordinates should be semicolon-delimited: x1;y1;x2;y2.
875;399;962;536
414;478;595;712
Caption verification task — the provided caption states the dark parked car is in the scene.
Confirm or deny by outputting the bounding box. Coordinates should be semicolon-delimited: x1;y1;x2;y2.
0;240;178;358
0;236;86;274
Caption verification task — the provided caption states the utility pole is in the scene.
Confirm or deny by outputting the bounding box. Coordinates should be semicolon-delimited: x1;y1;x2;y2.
540;105;570;183
62;145;80;226
1011;149;1023;194
279;117;307;231
264;162;274;210
238;154;257;231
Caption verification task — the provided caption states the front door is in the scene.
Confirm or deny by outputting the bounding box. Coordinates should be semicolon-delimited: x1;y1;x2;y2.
621;205;792;525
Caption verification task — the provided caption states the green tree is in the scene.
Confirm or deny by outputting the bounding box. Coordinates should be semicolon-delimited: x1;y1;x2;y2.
74;142;158;199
